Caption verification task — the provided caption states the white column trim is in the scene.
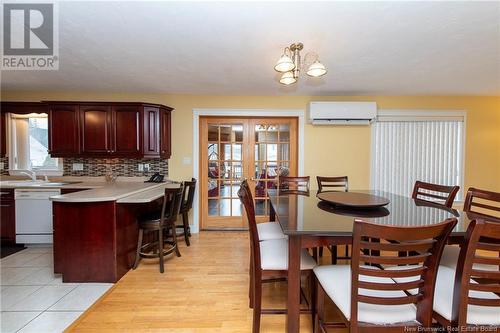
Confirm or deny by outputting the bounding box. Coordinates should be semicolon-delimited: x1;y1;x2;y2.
191;108;305;233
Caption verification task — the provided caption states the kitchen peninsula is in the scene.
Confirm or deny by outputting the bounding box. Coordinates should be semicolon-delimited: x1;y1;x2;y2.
51;181;180;283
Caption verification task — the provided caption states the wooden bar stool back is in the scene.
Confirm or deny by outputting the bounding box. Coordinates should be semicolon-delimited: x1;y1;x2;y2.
412;180;460;208
176;178;197;246
133;185;184;273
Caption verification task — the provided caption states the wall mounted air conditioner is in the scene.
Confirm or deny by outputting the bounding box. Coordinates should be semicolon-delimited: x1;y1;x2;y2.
309;101;377;125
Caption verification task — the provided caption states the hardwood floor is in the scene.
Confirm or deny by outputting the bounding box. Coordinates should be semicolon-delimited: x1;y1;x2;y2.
66;231;346;333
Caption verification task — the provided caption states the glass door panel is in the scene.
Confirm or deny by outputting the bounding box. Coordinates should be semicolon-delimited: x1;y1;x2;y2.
200;117;297;229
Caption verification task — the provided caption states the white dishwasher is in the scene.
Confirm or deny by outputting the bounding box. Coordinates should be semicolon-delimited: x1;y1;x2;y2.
15;188;60;244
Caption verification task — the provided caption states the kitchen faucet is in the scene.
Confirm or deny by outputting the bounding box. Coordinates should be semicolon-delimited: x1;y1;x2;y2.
20;170;37;181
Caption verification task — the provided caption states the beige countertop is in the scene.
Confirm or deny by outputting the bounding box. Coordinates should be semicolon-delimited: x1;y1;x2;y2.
49;182;174;203
116;183;180;203
0;177;178;203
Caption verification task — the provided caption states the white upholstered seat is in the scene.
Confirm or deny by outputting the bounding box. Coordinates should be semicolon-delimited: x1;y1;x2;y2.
440;245;497;271
260;239;316;270
313;265;418;324
257;222;287;241
386;265;500;325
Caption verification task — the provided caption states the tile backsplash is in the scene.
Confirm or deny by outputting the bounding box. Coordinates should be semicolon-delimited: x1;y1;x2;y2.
62;158;168;177
0;156;168;177
0;157;8;176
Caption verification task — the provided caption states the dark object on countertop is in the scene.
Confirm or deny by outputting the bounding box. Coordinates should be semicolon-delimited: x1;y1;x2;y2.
145;172;165;183
1;244;26;258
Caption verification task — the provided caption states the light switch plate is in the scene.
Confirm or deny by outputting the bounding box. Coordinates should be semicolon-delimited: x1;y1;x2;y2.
182;157;191;165
0;162;4;170
144;164;150;172
72;163;84;171
138;164;144;172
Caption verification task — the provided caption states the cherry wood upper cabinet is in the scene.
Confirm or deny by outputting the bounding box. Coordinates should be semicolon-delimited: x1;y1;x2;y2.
160;108;172;159
48;104;80;157
80;105;112;155
44;102;173;158
1;113;6;157
112;105;141;156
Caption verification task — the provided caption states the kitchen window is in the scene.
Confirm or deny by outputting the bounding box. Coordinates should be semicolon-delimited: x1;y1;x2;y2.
371;110;465;201
8;113;63;176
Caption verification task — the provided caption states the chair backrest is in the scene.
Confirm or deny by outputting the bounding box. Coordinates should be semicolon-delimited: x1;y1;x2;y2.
463;187;500;222
238;180;262;269
160;185;184;224
350;218;457;329
181;178;197;213
279;176;310;193
452;219;500;328
316;176;348;194
411;180;460;208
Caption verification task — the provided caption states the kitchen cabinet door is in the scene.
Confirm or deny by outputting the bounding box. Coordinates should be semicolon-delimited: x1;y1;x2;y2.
48;104;80;156
80;105;112;155
143;106;160;158
112;105;141;156
160;108;171;159
1;113;6;157
0;190;15;243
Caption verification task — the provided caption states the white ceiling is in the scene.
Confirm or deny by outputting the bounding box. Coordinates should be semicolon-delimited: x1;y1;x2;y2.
2;1;499;95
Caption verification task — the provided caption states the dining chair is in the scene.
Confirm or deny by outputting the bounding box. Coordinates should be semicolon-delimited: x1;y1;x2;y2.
440;187;500;269
133;185;184;273
316;176;350;264
241;180;286;242
279;176;310;193
313;217;457;333
411;180;460;208
238;180;316;333
431;219;500;330
316;176;348;194
175;178;196;246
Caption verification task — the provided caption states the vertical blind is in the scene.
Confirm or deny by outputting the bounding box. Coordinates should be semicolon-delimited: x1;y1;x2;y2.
371;120;464;200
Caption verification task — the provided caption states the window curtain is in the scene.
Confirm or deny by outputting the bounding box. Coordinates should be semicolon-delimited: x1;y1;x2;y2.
371;120;464;200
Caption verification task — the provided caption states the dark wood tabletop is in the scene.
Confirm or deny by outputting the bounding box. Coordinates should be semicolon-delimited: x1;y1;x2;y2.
268;189;470;236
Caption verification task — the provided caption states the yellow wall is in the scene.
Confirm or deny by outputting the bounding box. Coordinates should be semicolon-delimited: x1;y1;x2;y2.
2;91;499;192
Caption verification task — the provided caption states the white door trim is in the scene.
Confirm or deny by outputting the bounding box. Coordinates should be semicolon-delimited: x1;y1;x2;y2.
191;108;306;233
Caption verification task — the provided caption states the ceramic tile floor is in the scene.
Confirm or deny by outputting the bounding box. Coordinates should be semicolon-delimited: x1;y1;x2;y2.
0;246;113;333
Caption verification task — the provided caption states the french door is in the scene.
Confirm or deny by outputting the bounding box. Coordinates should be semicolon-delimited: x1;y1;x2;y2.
200;117;298;229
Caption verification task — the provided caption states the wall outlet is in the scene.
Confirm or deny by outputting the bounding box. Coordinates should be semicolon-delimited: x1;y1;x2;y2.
0;162;4;170
183;157;192;165
138;164;144;172
144;164;150;172
72;163;84;171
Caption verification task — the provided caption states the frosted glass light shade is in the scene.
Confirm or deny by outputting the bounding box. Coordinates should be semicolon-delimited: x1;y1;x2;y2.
306;61;327;77
279;71;297;85
274;55;295;73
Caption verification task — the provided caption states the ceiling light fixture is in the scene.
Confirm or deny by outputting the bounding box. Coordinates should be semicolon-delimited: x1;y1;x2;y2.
274;42;327;85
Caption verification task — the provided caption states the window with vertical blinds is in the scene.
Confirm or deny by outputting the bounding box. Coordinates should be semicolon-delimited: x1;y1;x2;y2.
371;114;464;200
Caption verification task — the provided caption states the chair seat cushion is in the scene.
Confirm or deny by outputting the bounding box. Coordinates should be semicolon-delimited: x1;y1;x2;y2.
387;265;500;325
260;239;316;271
433;266;500;325
257;222;287;241
313;265;417;324
440;245;497;271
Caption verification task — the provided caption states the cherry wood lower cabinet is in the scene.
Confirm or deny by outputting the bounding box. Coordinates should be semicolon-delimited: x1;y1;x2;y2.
53;199;160;282
0;189;16;244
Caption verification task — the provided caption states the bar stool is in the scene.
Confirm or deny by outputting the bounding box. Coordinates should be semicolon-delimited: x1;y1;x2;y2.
133;185;184;273
175;178;196;246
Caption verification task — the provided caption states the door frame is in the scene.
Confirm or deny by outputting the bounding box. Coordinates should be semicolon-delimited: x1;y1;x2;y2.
191;108;306;234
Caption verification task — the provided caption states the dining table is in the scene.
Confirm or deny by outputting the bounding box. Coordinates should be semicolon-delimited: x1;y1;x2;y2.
267;189;473;333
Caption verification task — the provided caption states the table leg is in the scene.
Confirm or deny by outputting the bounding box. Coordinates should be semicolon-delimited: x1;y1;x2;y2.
269;202;276;222
287;235;301;333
